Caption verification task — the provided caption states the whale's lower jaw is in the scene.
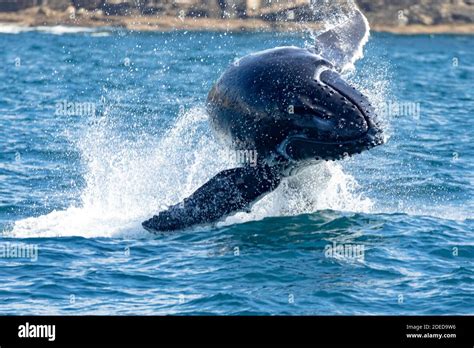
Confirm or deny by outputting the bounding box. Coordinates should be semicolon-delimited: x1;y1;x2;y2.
279;126;384;162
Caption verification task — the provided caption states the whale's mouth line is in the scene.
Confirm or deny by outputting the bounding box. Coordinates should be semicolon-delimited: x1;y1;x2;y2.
278;129;382;162
288;132;379;149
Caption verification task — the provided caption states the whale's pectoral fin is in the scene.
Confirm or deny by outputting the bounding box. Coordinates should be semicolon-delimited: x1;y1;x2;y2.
142;164;281;233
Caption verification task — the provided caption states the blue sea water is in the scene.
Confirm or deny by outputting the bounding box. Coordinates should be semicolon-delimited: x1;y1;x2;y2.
0;26;473;315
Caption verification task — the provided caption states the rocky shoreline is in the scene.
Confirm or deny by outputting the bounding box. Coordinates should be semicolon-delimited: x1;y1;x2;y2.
1;5;474;34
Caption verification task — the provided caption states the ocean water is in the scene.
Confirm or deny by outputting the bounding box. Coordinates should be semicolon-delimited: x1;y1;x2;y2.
0;27;473;315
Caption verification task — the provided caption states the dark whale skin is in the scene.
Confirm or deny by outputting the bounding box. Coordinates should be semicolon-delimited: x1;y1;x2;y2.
207;47;329;159
206;46;381;163
142;47;384;233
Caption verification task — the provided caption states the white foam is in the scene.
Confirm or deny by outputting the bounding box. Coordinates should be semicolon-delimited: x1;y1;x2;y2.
0;23;107;35
10;0;466;238
0;24;33;34
9;101;467;239
36;25;97;35
91;32;111;37
9;104;378;238
221;161;374;227
6;1;385;238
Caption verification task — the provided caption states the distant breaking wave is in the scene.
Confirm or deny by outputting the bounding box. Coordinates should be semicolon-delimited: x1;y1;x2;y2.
0;24;110;35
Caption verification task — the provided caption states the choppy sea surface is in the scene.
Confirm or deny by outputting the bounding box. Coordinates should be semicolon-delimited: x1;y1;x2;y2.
0;26;473;315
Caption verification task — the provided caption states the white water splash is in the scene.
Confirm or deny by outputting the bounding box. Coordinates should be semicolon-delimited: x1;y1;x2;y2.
8;0;384;238
222;162;373;227
307;1;370;72
0;24;108;35
10;105;374;238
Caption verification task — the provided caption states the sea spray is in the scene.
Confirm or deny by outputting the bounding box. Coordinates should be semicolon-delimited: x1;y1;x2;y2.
10;104;375;237
9;2;387;238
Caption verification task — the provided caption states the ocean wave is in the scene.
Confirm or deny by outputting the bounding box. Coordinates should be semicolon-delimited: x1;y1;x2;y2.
0;23;109;35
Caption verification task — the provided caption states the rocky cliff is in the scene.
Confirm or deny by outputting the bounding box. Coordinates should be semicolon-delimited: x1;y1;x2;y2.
1;0;474;31
357;0;474;25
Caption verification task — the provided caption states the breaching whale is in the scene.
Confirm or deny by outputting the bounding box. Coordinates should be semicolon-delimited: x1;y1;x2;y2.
143;9;384;233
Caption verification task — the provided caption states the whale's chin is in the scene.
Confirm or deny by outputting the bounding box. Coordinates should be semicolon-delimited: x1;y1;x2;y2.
279;126;384;162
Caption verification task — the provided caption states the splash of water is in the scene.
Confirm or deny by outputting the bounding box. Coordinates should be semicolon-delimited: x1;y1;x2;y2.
222;162;373;227
10;103;375;238
306;0;369;72
9;1;384;238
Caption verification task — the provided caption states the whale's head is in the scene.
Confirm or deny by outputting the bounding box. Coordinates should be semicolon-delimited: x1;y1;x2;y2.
279;62;385;162
206;47;384;163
